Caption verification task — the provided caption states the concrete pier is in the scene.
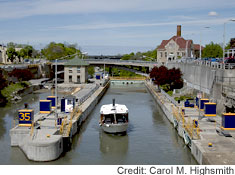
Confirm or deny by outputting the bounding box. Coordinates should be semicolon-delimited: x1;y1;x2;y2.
10;80;110;161
145;81;235;165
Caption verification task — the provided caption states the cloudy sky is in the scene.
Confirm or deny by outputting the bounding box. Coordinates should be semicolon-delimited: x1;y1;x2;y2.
0;0;235;55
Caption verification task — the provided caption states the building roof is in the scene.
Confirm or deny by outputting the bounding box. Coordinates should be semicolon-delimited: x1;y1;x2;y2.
65;56;89;66
193;44;204;51
158;36;193;50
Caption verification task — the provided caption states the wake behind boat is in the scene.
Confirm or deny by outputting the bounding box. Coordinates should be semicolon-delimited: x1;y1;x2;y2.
99;99;129;134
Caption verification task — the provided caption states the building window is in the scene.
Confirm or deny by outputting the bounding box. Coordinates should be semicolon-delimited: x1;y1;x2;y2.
77;67;80;73
160;52;163;58
69;75;72;82
177;52;180;56
165;52;167;57
69;70;72;73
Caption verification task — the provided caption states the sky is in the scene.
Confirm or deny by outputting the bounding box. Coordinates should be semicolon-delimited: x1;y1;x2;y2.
0;0;235;55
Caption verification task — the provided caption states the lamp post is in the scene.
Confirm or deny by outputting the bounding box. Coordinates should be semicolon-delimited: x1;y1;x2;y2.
54;53;78;121
223;19;235;63
199;27;210;60
185;40;191;58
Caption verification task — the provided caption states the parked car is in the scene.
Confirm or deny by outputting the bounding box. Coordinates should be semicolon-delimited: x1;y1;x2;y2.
225;59;235;63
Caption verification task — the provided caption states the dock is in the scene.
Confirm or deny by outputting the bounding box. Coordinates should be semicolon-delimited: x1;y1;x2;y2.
10;79;110;161
145;81;235;165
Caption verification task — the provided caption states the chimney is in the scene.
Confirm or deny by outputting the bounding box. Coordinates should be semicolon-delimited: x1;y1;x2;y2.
177;25;181;37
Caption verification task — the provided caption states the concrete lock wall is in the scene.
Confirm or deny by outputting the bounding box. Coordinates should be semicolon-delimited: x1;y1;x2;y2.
20;135;63;161
167;62;235;97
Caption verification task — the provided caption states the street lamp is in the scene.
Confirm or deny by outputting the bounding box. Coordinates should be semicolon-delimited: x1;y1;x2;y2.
223;19;235;63
54;53;78;120
200;27;210;59
185;40;191;58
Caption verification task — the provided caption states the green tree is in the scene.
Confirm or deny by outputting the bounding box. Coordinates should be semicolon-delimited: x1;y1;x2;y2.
202;42;223;58
0;69;7;106
7;47;18;62
41;42;80;60
121;48;157;61
7;42;16;48
88;66;95;76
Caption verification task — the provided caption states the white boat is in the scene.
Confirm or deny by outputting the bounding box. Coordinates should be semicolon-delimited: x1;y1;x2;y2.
99;99;129;134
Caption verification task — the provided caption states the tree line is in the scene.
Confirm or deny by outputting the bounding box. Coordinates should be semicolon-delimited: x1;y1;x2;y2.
4;39;234;63
5;42;81;62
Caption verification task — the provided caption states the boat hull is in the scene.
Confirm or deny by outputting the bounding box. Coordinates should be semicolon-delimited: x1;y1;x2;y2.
101;123;128;133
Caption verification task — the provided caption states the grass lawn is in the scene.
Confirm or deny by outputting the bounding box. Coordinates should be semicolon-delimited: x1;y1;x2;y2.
1;81;30;100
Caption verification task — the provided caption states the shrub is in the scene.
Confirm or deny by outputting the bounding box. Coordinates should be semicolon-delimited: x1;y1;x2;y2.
9;69;34;81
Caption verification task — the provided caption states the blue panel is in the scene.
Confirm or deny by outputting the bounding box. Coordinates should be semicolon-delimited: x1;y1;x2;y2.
47;97;55;107
205;104;216;114
61;99;65;112
57;118;62;125
184;100;190;107
223;115;235;128
18;111;33;124
195;97;199;107
40;101;51;111
96;75;101;79
200;100;209;109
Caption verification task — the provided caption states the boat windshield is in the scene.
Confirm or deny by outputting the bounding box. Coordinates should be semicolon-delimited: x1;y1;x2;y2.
104;114;114;124
116;113;128;123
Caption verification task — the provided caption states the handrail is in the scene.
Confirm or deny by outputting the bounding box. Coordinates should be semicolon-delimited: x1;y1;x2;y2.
160;89;178;106
110;76;146;80
78;84;99;106
172;105;200;140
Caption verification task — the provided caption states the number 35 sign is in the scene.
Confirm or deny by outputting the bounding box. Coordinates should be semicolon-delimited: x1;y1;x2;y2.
18;109;34;126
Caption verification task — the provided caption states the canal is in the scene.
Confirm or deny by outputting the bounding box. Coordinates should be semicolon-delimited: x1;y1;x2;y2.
0;83;197;164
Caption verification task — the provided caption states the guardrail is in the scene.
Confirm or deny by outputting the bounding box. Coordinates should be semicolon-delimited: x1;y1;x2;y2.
110;76;146;80
173;59;235;70
172;105;200;140
53;59;159;66
77;84;99;106
159;88;179;106
215;76;235;85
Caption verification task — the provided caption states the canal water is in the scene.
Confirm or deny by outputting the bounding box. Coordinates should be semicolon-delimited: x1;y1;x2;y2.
0;84;197;165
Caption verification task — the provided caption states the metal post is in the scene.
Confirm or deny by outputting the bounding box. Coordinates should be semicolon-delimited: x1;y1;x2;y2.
200;32;202;59
223;22;226;64
185;40;190;58
55;59;58;119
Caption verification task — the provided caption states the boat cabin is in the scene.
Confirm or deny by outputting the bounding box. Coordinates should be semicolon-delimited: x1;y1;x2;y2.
100;104;128;124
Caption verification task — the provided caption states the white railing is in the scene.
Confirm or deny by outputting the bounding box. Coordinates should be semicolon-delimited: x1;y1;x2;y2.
77;84;99;105
150;82;178;106
160;89;179;106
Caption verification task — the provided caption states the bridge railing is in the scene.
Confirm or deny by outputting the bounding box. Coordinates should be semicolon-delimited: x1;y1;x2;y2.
173;58;235;70
86;59;159;65
215;76;235;85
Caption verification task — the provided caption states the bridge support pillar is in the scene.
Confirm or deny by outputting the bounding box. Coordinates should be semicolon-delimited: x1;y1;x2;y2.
109;67;112;75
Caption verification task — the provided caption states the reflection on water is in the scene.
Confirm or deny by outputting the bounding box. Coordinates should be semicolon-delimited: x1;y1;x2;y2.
99;131;129;155
0;84;197;165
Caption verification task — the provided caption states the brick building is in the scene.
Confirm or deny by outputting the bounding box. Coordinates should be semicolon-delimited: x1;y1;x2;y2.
157;25;202;63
